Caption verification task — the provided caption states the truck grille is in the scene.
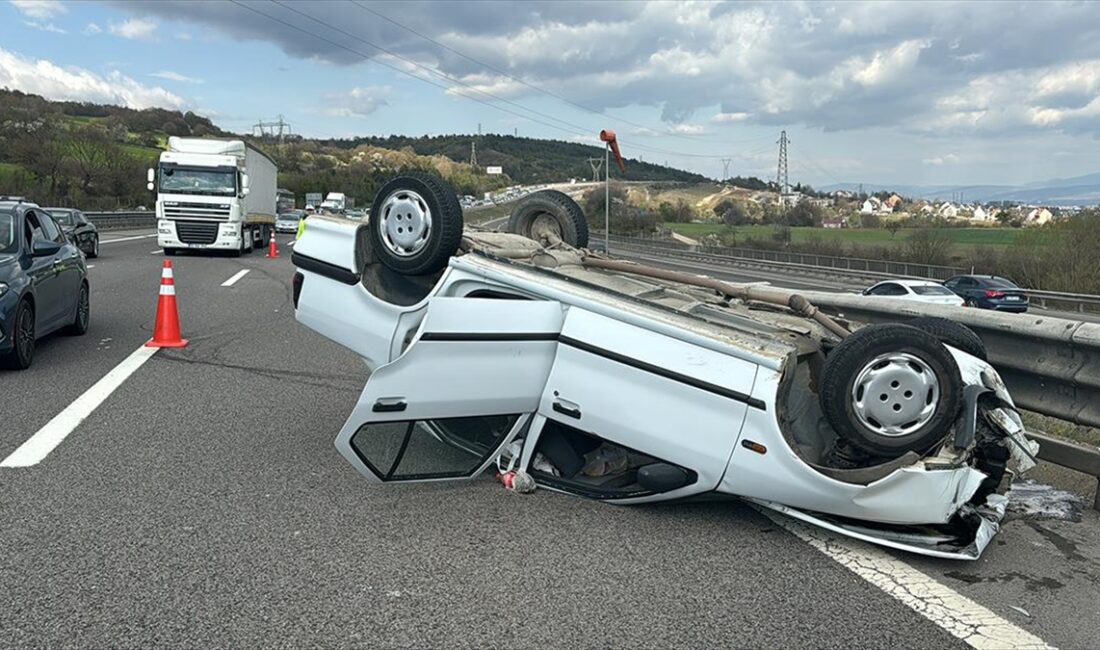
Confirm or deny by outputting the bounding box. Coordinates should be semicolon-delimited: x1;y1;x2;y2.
175;220;220;245
163;202;231;220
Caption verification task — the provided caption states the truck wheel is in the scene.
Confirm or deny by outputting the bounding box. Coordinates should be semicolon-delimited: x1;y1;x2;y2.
243;229;254;254
163;248;177;257
908;317;987;360
507;190;589;248
819;323;962;456
369;172;463;275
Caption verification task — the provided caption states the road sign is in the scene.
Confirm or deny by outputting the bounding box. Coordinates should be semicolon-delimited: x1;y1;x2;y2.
486;166;503;175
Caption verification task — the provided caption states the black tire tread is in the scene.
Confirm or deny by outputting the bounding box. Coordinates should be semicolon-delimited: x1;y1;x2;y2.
2;299;34;370
908;317;987;360
65;282;90;336
819;323;962;456
507;190;589;248
369;172;463;275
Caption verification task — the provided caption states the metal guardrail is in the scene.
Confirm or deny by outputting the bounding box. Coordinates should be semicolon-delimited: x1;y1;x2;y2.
1027;432;1100;510
85;211;156;230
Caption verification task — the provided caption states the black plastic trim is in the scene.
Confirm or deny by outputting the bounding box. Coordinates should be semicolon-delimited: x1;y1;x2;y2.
291;250;359;285
558;335;766;410
420;332;559;342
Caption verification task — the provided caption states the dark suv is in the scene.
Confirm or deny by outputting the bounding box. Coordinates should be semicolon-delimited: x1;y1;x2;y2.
0;199;90;369
943;275;1029;313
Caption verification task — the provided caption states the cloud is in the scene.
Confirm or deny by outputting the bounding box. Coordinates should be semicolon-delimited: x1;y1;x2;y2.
711;112;750;123
922;154;960;166
9;0;65;19
0;47;188;110
669;123;704;134
321;86;391;118
104;1;1100;136
109;18;157;40
83;22;102;35
22;20;66;34
149;70;204;84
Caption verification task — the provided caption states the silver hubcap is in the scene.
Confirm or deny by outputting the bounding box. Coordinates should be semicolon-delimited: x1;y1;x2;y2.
379;189;432;257
852;352;939;437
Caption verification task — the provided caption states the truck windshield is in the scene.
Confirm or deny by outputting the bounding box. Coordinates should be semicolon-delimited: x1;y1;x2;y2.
0;211;16;254
159;165;237;196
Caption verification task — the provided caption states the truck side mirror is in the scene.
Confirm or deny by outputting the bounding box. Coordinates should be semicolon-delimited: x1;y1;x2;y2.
147;168;155;183
242;187;251;196
241;173;250;189
147;182;154;191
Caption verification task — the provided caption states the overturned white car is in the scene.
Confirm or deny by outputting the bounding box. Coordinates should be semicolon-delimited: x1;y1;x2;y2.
292;173;1037;560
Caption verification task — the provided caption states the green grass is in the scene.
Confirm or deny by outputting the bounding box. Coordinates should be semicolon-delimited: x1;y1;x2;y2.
665;223;1023;250
0;162;29;188
121;143;162;159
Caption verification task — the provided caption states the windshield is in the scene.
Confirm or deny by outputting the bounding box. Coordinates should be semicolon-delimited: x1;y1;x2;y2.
159;165;237;196
912;285;955;296
0;211;15;254
278;212;302;221
47;210;75;226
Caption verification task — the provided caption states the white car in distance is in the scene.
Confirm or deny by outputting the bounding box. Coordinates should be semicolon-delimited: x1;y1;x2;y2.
863;279;965;307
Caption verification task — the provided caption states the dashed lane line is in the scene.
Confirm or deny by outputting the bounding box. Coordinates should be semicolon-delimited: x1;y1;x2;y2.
757;509;1053;649
1;345;159;467
100;234;158;244
150;250;163;255
221;269;250;287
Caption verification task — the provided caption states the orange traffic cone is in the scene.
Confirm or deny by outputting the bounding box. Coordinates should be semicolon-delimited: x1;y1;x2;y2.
146;260;188;348
266;229;278;258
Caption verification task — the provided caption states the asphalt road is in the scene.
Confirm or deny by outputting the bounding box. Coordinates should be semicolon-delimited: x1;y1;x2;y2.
1;230;1097;648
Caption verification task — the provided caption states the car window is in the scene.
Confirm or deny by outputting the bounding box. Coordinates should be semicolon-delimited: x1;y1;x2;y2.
38;212;65;243
943;277;959;288
956;277;976;288
984;277;1019;289
870;283;906;296
25;212;45;246
911;285;955;296
350;415;519;480
47;210;75;226
0;211;15;254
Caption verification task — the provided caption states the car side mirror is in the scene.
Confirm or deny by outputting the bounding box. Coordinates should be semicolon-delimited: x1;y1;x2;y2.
32;240;61;257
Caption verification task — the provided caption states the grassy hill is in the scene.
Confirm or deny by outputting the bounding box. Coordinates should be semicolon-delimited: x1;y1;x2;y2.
325;134;708;185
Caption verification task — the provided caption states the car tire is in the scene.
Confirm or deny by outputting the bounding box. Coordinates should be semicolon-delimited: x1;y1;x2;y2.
65;282;90;336
819;323;962;456
964;298;978;308
908;317;987;360
369;172;464;275
87;236;99;259
3;299;35;370
506;190;589;248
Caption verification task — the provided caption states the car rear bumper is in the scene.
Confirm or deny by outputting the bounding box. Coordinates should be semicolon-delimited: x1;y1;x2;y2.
990;302;1028;312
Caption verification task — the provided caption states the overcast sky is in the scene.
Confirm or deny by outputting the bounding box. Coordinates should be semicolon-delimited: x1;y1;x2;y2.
3;0;1100;186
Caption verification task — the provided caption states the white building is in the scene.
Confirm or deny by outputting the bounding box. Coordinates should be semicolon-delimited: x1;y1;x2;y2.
937;202;959;219
970;205;990;222
1026;207;1053;225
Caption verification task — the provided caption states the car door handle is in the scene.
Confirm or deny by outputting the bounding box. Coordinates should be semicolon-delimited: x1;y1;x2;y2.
552;399;581;420
372;398;407;413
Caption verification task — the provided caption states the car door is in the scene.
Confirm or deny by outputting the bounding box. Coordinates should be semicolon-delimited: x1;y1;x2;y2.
23;211;68;331
40;213;82;314
335;297;565;483
534;307;761;501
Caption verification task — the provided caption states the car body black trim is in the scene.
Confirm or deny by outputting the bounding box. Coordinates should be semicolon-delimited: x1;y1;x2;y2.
291;251;359;285
419;332;559;342
558;335;766;410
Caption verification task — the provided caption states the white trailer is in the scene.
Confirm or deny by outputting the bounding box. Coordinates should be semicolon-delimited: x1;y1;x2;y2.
149;137;278;255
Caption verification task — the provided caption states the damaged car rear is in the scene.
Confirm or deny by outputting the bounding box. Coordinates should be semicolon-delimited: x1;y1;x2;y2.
292;172;1038;560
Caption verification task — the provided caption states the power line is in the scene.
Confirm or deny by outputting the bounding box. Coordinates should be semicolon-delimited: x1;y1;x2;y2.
349;0;774;146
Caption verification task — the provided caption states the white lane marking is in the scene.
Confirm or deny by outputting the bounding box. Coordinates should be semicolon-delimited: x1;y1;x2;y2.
1;345;160;467
101;234;157;244
150;250;163;255
286;240;295;247
87;265;95;269
758;510;1052;649
221;269;250;287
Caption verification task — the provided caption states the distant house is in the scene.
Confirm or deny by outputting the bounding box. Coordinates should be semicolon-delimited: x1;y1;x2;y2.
884;194;903;210
1026;207;1053;225
919;203;935;215
970;205;991;222
937;202;959;219
861;197;881;214
823;217;848;229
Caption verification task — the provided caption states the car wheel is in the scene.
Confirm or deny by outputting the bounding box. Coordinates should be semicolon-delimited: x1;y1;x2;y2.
819;323;962;456
907;317;987;360
369;172;463;275
65;283;90;336
964;298;978;308
3;299;35;370
506;190;589;248
87;236;99;259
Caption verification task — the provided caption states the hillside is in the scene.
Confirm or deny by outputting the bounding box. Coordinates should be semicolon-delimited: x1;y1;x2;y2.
822;173;1100;206
325;134;708;185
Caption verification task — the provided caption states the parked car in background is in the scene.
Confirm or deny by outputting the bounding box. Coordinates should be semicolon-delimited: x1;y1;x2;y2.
943;275;1029;312
861;279;964;307
45;208;99;258
276;210;306;233
0;199;89;369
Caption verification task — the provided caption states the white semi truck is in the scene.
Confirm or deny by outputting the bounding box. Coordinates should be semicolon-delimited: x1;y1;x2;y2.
148;137;278;256
319;192;347;213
